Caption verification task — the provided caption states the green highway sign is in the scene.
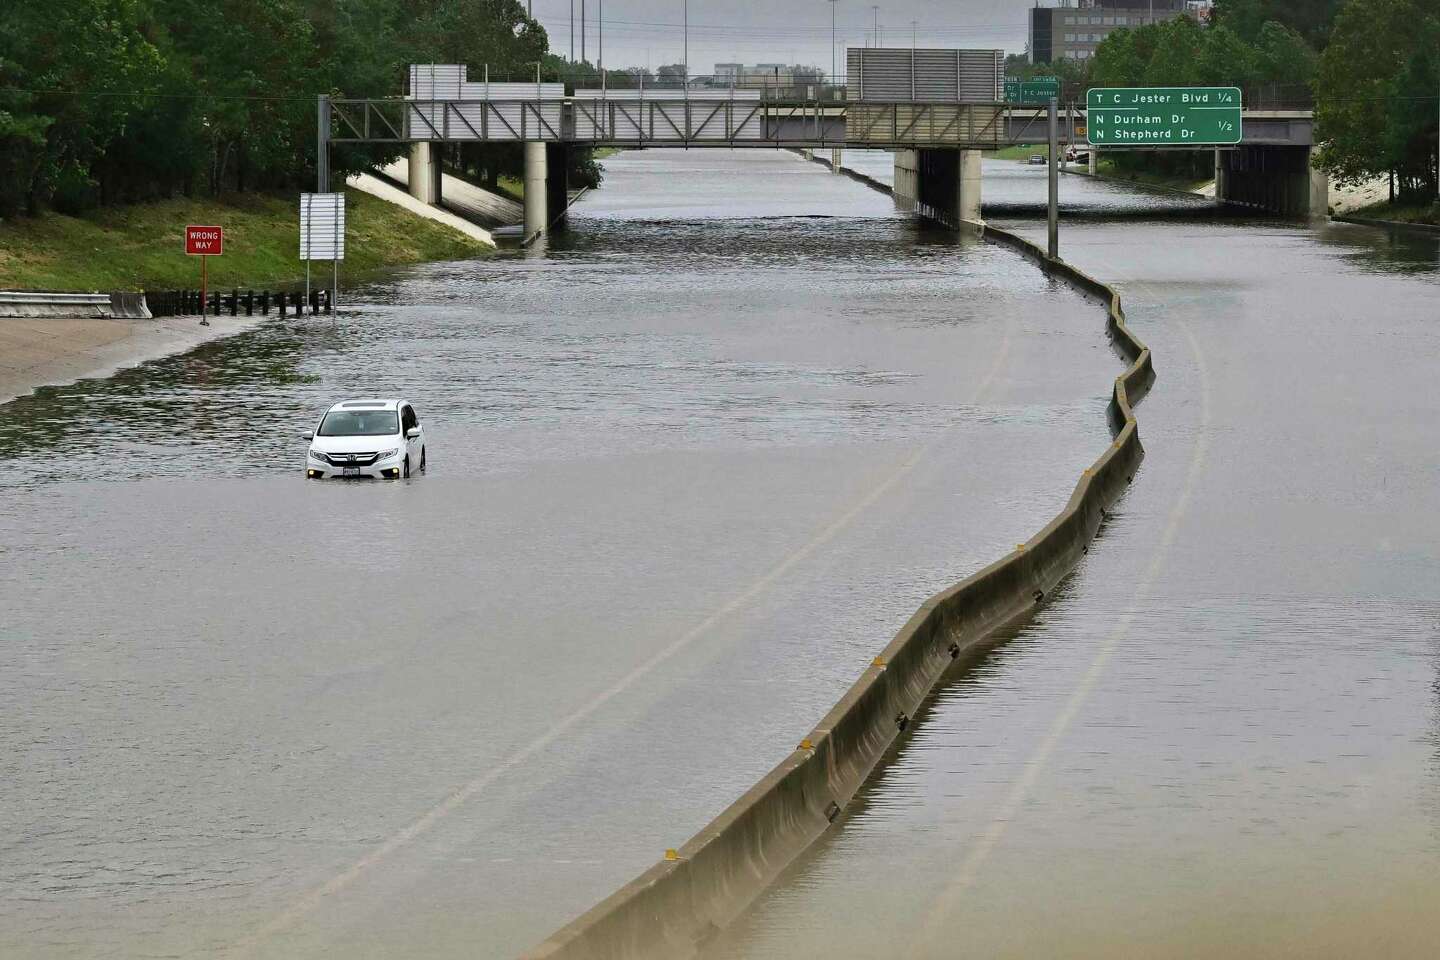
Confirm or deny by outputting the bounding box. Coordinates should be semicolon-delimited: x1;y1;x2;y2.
1086;87;1242;146
1005;76;1060;105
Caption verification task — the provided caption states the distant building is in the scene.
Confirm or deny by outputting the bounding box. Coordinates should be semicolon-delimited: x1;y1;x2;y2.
1029;0;1211;64
709;62;817;88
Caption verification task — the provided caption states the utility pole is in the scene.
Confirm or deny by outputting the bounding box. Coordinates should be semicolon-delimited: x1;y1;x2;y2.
911;19;916;49
599;0;603;78
684;0;689;82
872;6;879;48
570;0;574;63
581;0;586;64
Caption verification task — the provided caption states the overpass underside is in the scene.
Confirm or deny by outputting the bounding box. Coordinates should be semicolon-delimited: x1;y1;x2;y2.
1217;144;1328;218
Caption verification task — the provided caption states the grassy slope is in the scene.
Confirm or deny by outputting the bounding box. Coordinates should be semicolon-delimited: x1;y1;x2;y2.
0;187;488;291
1349;198;1440;226
986;144;1044;161
1088;158;1213;194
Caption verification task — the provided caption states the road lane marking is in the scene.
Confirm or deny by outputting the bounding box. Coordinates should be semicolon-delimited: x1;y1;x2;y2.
235;297;1016;952
910;288;1212;956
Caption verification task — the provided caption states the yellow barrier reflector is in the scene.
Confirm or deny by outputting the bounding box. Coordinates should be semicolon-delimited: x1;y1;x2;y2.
872;656;887;668
664;849;679;861
798;738;813;751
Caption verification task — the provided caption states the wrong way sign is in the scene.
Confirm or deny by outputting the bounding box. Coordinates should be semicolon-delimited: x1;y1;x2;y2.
185;225;224;256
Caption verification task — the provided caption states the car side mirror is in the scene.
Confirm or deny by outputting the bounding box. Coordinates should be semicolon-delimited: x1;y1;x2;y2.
405;427;421;440
303;430;314;441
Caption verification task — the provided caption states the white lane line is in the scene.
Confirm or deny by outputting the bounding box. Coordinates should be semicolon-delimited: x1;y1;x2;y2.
910;289;1213;956
233;300;1015;953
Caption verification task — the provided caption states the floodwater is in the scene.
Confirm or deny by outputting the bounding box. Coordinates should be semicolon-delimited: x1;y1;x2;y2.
0;150;1118;958
705;160;1440;958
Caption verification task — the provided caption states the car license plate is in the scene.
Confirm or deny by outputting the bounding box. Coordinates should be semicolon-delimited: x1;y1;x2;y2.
343;467;360;477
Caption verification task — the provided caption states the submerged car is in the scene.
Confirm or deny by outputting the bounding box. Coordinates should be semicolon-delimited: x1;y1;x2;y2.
1028;154;1047;165
304;399;426;479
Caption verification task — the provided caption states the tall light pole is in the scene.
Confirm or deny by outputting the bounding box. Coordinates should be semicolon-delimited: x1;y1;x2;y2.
684;0;689;81
872;6;880;48
599;0;603;77
829;0;839;85
570;0;574;63
911;19;916;49
581;0;586;64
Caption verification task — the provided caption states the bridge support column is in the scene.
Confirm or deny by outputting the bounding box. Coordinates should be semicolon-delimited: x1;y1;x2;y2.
1088;146;1099;175
958;149;983;224
831;148;843;173
524;141;548;241
408;142;441;205
1306;145;1329;219
893;149;918;212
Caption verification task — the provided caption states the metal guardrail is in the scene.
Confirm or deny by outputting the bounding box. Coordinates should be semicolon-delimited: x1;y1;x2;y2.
0;291;114;319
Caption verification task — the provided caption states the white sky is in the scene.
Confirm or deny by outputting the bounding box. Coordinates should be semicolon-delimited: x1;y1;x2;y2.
527;0;1035;75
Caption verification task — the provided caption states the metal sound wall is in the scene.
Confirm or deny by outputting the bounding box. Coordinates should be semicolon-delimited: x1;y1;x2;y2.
406;64;565;141
846;49;1003;102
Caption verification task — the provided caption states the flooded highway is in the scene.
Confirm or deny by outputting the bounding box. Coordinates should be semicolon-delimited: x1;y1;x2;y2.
1;150;1117;958
706;161;1440;958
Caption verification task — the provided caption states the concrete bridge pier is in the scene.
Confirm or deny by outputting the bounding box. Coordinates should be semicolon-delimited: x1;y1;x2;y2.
831;148;843;173
523;141;548;241
1089;146;1099;176
957;149;982;224
408;141;441;205
895;148;982;227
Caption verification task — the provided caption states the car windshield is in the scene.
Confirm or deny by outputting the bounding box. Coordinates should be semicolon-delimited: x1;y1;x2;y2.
317;409;399;436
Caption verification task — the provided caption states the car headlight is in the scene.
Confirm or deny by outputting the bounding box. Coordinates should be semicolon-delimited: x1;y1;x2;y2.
376;448;401;461
308;448;329;463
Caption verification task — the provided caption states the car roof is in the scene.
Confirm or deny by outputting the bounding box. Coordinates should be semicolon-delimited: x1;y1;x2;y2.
326;398;404;412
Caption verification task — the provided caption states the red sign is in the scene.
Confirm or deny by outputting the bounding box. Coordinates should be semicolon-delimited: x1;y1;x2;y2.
185;225;224;256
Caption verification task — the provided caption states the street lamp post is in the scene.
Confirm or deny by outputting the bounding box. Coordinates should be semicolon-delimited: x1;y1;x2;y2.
871;6;879;48
684;0;689;82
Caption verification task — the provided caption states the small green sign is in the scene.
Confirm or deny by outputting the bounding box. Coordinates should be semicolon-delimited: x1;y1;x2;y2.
1087;87;1242;145
1005;77;1061;105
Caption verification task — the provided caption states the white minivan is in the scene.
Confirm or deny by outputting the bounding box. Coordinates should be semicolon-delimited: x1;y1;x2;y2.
304;399;426;479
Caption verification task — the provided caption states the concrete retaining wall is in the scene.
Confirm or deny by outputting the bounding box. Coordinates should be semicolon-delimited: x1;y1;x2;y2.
521;162;1154;960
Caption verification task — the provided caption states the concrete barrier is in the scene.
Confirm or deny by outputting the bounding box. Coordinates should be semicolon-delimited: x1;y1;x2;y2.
109;292;153;319
521;167;1154;960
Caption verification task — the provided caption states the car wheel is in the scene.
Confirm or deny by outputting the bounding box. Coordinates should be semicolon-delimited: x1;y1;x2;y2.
420;447;426;471
403;456;410;479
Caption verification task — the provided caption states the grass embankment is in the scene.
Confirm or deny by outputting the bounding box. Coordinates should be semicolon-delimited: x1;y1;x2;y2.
1085;158;1213;194
0;187;488;292
986;144;1043;161
1348;198;1440;226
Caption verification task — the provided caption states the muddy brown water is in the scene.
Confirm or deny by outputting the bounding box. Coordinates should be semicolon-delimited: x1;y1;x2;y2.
702;158;1440;959
2;150;1117;958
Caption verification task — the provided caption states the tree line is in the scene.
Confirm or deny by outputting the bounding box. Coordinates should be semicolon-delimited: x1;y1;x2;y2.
1009;0;1438;200
0;0;603;218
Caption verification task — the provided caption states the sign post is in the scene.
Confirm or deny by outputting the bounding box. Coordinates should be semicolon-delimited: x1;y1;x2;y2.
1048;98;1059;260
1087;87;1242;146
185;225;224;324
300;193;346;314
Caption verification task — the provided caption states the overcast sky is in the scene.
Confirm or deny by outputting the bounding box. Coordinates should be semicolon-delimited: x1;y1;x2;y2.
527;0;1035;75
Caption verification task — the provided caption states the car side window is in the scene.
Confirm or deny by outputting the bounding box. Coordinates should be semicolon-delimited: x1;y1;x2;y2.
401;406;417;432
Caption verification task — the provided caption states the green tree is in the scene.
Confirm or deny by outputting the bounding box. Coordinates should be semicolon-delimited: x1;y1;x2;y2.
1213;0;1344;48
1315;0;1440;187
